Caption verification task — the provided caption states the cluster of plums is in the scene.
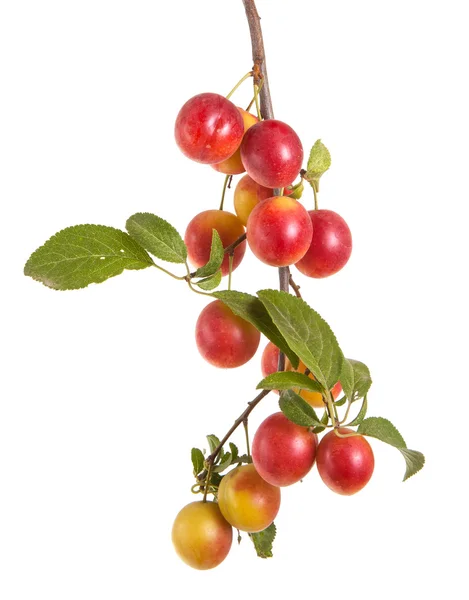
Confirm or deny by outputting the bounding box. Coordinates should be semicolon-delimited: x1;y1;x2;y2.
172;91;364;570
174;91;352;370
172;340;375;570
173;403;374;570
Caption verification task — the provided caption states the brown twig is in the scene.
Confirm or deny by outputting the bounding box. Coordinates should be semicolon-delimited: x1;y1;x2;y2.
199;0;291;483
198;389;270;481
289;273;302;298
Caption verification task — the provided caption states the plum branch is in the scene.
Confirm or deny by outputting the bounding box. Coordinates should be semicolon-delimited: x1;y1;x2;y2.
198;0;292;486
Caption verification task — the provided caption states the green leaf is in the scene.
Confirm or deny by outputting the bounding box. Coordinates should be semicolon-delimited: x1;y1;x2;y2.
399;449;426;482
257;290;343;388
196;270;222;291
279;390;323;428
24;225;153;290
213;452;233;473
313;409;330;434
340;359;372;402
358;417;425;481
229;443;239;463
305;139;331;190
125;212;187;263
347;395;368;426
249;523;276;558
334;396;347;407
257;371;324;393
214;290;298;368
194;230;224;278
206;434;221;455
358;417;406;447
191;448;205;476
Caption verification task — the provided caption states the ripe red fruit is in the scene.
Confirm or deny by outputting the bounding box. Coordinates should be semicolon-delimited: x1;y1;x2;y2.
172;501;232;570
295;209;352;278
252;412;318;487
234;174;272;226
316;428;374;495
240;119;303;188
218;464;281;532
195;300;260;368
211;108;258;175
261;341;280;378
246;196;313;266
175;93;244;164
184;210;246;276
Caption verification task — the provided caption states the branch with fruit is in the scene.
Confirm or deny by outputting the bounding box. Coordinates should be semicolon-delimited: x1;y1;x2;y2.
23;0;425;571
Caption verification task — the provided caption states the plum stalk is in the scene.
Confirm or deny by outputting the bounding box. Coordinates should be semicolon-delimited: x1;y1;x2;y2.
199;0;291;483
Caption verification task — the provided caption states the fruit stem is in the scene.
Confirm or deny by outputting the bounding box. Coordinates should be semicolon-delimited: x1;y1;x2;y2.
245;77;265;112
340;397;353;425
312;182;319;210
226;71;254;99
219;174;231;210
152;262;186;280
253;83;262;120
202;461;213;502
243;418;251;456
228;254;234;290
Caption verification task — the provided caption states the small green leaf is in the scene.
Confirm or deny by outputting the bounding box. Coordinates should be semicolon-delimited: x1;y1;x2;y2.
206;434;221;455
347;395;368;426
279;390;323;428
229;443;239;463
358;417;425;481
340;359;372;402
191;448;205;476
334;396;347;407
194;229;225;277
399;449;426;482
213;452;233;473
257;290;343;388
313;409;330;434
214;290;298;368
257;371;324;393
126;212;187;263
196;270;222;291
24;225;153;290
305;139;331;190
249;522;276;558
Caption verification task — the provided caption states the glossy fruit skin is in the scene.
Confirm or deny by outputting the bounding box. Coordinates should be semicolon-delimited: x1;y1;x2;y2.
246;196;313;267
317;428;374;495
212;108;258;175
196;300;260;368
240;119;303;188
172;501;232;570
295;209;352;278
218;464;280;532
185;210;246;276
286;358;342;408
175;93;244;164
252;412;318;487
234;174;272;226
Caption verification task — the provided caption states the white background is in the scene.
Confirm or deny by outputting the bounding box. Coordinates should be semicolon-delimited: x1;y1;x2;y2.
1;0;468;598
